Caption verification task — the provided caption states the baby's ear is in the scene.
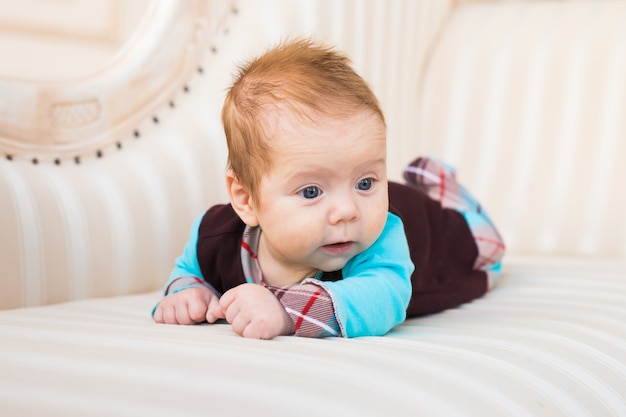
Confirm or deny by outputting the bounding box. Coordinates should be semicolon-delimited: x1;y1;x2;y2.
226;170;260;227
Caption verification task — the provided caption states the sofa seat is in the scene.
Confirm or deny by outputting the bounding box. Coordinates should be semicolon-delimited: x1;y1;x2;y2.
2;257;625;417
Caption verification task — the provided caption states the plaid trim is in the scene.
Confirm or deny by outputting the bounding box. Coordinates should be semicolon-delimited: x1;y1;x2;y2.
241;227;262;284
241;226;342;337
268;284;341;337
404;157;505;287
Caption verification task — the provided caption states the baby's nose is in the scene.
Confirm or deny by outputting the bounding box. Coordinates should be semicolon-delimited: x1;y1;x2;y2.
328;193;359;224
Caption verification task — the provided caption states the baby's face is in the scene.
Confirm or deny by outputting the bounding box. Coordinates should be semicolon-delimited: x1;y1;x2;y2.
252;109;388;282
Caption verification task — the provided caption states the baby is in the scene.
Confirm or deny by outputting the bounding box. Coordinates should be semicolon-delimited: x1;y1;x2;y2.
152;39;505;339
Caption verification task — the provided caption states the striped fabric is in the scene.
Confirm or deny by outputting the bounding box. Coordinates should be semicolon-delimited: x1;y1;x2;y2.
1;258;624;417
0;2;237;309
0;0;453;310
417;0;626;260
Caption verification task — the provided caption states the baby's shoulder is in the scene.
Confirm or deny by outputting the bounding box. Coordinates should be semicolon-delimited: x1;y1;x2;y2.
198;203;246;239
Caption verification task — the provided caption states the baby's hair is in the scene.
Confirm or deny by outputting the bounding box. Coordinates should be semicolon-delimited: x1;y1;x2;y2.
221;38;385;203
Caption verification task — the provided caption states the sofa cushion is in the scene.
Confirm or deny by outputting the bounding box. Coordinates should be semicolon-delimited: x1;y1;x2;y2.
0;257;624;416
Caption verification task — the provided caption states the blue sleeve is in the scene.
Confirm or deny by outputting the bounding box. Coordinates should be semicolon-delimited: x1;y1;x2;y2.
313;213;414;337
163;214;205;292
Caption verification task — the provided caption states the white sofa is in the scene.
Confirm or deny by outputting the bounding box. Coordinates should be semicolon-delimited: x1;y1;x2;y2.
1;1;625;416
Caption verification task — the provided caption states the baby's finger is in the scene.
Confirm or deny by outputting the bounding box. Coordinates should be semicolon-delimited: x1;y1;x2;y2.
241;322;265;339
161;304;178;324
187;298;209;323
230;313;251;337
222;300;241;324
218;288;236;312
206;296;224;323
219;290;242;324
152;304;163;323
175;302;194;325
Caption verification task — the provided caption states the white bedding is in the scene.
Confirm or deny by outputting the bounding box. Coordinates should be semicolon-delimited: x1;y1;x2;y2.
1;257;625;417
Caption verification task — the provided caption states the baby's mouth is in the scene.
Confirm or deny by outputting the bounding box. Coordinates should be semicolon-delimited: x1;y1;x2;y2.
322;242;354;255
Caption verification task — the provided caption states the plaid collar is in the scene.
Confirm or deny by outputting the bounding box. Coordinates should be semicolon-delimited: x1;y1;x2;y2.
241;225;264;285
240;226;324;285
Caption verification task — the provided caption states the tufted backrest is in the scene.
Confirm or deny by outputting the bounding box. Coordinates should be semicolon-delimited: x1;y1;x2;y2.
416;0;626;261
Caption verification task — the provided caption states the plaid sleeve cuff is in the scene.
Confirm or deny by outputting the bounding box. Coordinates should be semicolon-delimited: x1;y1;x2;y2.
266;283;342;338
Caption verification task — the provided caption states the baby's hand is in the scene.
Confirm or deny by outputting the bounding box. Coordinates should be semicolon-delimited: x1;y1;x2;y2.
220;283;295;339
153;287;222;325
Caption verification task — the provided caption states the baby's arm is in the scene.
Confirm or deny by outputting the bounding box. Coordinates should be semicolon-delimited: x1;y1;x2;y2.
153;215;222;324
153;213;295;337
156;211;350;338
252;213;412;338
154;275;295;339
303;213;414;337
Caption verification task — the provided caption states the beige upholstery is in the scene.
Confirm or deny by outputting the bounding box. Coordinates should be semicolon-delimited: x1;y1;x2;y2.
0;1;236;309
417;0;626;260
1;1;625;416
1;258;625;417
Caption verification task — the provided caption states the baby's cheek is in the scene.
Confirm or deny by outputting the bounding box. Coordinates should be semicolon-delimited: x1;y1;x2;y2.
368;211;388;246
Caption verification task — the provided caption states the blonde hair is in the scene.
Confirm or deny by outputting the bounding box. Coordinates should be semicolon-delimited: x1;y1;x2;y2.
221;38;385;202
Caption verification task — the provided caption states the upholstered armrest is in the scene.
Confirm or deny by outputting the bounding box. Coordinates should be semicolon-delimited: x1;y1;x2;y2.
0;1;236;309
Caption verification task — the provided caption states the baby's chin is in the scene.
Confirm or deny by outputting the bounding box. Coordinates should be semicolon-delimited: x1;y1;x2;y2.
314;254;356;273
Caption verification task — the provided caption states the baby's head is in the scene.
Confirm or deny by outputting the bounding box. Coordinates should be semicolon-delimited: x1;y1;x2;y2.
221;39;389;280
222;38;386;203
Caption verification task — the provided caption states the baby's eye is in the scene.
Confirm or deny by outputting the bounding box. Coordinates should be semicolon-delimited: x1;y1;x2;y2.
356;178;374;191
298;186;322;199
